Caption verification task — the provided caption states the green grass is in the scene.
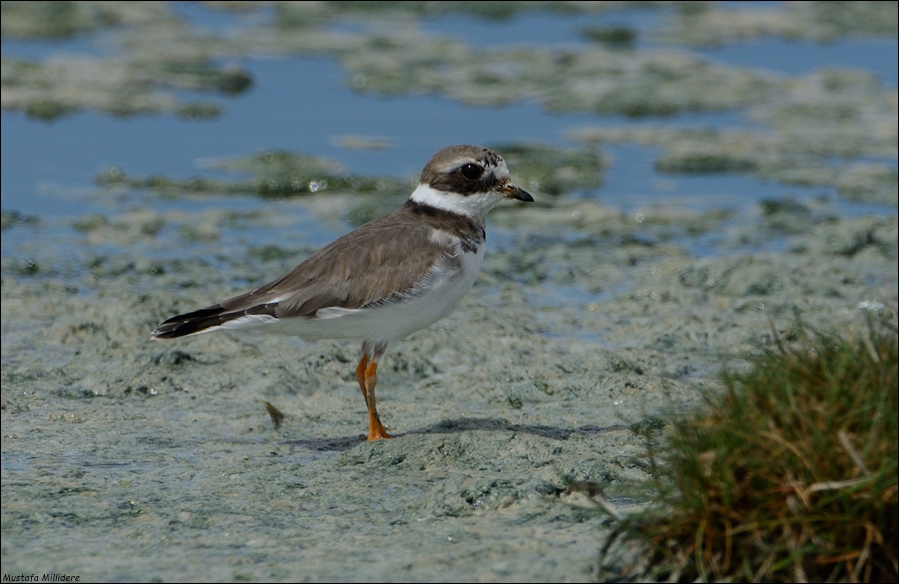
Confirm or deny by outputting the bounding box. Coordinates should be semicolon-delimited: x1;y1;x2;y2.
600;319;898;582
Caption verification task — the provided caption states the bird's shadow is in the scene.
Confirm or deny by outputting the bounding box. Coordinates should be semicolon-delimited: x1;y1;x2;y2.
283;417;631;452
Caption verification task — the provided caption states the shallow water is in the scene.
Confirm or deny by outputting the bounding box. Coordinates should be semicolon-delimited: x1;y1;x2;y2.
2;2;897;582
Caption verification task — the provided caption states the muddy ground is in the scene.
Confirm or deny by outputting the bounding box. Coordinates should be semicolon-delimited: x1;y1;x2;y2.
2;1;897;582
2;200;896;581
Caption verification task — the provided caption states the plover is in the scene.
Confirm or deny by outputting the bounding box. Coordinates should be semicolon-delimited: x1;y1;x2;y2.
152;145;533;440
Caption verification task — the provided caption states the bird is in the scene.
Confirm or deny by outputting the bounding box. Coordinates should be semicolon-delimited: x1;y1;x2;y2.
152;145;533;441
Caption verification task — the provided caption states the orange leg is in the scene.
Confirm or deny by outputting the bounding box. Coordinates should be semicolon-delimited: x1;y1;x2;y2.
355;343;392;441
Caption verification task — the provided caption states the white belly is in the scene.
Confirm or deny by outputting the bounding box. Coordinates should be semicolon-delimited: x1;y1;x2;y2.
246;246;484;344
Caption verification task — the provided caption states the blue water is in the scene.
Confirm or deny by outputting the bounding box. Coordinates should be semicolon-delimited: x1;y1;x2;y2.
2;5;896;258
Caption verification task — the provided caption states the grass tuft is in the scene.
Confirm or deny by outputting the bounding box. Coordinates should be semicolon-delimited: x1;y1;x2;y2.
600;319;898;582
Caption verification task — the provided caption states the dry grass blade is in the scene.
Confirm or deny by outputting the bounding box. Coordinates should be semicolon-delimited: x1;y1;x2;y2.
597;319;898;582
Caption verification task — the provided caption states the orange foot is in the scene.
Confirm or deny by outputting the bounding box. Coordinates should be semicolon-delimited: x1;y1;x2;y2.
356;346;393;441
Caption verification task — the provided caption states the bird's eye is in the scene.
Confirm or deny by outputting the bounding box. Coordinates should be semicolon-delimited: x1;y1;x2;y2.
459;163;483;181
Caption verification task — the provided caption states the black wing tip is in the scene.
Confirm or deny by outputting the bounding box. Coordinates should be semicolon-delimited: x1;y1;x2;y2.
151;307;225;340
150;325;185;340
150;298;281;340
150;320;206;340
